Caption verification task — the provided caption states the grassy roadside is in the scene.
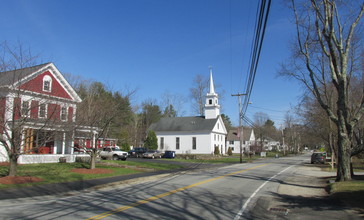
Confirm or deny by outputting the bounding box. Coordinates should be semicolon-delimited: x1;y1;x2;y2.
328;178;364;210
0;160;184;189
322;157;364;210
0;153;279;189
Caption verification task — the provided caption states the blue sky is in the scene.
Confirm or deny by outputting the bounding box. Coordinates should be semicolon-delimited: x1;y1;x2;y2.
1;0;302;127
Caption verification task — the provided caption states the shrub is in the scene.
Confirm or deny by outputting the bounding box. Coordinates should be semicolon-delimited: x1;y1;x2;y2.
227;147;233;156
214;146;220;155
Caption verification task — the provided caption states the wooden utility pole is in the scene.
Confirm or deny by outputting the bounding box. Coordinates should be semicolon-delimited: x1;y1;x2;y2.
231;93;247;163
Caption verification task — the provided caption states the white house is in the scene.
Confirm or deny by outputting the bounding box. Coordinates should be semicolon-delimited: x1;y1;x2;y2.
149;70;227;154
257;137;281;151
226;128;256;154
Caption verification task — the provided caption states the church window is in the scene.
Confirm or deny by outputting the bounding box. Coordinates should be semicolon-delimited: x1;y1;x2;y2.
43;75;52;92
209;99;212;105
160;137;164;149
192;137;196;150
176;137;180;150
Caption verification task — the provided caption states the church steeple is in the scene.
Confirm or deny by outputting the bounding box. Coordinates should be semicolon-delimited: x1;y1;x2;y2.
209;68;215;95
204;67;220;119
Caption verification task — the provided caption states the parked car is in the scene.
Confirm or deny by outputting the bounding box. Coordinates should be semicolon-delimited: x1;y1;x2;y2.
163;150;176;159
99;147;128;160
311;152;326;164
142;150;163;159
128;147;148;157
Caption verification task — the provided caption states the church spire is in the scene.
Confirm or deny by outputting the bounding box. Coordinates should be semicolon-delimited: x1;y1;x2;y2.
205;66;220;119
209;67;215;94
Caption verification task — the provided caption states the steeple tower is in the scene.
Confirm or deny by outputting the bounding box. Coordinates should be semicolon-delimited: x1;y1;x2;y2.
204;67;220;119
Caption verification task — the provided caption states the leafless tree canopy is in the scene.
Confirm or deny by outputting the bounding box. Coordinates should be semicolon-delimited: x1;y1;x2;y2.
280;0;364;181
190;74;208;116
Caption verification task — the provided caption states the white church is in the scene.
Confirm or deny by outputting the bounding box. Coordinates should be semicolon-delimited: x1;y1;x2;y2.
149;70;227;154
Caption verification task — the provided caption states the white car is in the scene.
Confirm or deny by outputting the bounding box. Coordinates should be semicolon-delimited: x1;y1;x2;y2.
99;147;128;160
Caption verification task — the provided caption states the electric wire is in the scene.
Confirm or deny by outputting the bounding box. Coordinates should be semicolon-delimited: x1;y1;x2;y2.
241;0;272;118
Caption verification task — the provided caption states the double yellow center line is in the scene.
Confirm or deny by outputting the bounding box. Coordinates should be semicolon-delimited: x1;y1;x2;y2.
87;163;270;220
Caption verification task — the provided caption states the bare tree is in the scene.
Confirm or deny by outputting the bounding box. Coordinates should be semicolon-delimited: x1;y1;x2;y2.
0;42;71;176
190;74;208;116
160;91;186;117
254;112;270;127
74;81;133;169
280;0;364;181
297;92;338;167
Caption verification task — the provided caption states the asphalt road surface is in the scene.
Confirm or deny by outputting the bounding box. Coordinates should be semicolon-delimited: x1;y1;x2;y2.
0;155;307;220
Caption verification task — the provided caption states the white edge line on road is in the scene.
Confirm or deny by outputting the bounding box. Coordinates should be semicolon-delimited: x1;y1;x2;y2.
233;165;294;220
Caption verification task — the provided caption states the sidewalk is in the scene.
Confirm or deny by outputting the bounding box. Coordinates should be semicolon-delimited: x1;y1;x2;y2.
249;164;364;219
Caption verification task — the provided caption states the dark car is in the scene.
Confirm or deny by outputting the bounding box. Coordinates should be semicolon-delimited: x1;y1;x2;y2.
163;150;176;159
311;152;326;164
128;147;148;158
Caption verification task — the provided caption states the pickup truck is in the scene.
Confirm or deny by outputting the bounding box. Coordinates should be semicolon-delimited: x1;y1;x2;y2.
99;147;128;160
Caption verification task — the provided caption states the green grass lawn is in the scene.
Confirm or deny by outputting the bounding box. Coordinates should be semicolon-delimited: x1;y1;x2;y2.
330;180;364;193
329;179;364;209
0;160;184;189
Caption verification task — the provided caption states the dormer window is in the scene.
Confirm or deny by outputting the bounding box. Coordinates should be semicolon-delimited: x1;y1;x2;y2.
43;75;52;92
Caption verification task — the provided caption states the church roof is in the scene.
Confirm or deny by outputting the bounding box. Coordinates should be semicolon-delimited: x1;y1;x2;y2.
149;116;219;132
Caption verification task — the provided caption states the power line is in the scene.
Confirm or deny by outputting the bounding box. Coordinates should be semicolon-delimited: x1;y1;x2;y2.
249;105;288;113
241;0;272;116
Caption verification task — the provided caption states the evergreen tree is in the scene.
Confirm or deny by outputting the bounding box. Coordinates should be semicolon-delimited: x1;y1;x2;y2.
221;114;233;131
144;130;158;150
163;104;177;117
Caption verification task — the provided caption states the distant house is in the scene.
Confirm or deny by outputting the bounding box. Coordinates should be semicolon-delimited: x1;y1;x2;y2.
0;63;115;163
149;70;227;154
257;137;281;151
226;128;256;154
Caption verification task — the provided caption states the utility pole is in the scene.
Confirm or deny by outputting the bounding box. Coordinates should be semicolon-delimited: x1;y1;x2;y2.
231;93;247;163
280;124;285;156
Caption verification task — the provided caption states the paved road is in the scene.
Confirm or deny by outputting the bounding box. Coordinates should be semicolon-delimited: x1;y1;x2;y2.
0;155;308;220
